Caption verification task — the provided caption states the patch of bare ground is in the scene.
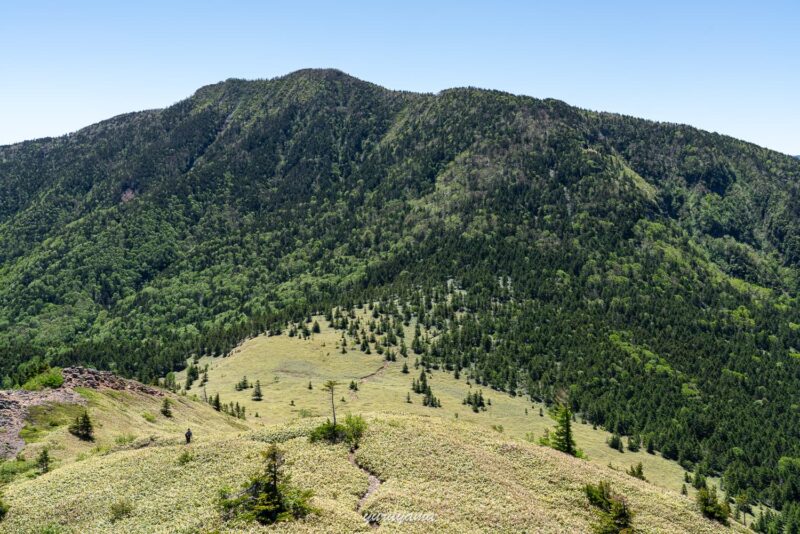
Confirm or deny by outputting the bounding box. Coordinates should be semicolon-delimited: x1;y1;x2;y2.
0;366;163;458
349;449;382;528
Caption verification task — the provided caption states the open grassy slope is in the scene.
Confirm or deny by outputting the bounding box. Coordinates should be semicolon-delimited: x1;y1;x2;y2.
1;414;744;533
10;385;252;477
178;311;702;497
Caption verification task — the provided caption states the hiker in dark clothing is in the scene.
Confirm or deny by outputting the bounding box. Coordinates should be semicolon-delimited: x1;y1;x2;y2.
185;428;192;444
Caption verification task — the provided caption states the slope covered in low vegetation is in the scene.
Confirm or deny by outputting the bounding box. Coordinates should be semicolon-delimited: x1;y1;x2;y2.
0;411;744;533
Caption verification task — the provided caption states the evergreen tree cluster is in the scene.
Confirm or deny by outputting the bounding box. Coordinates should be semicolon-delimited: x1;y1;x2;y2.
463;389;486;413
411;370;441;408
235;375;252;391
208;393;246;419
68;411;94;441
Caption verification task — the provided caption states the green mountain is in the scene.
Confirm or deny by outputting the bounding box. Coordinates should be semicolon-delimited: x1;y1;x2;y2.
2;69;800;527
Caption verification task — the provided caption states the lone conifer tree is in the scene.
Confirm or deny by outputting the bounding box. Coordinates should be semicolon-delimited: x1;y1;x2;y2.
160;397;173;417
36;448;51;473
551;406;577;456
322;380;339;427
219;443;314;524
252;380;263;401
69;410;94;441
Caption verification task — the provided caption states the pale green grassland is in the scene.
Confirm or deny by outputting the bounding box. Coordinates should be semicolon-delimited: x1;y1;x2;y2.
0;307;747;532
16;386;251;473
178;311;703;497
1;414;744;533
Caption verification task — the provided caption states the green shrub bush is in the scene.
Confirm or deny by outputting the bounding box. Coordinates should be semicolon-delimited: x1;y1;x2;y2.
21;368;63;391
584;480;634;533
109;498;133;523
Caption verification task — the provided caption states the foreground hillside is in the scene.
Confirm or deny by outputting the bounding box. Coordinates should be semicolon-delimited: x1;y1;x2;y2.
2;69;800;524
0;412;741;533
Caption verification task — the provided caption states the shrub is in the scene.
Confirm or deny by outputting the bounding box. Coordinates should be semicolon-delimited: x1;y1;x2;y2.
343;414;367;450
309;414;368;449
115;433;136;445
141;412;156;423
109;498;134;523
308;420;345;443
177;450;193;465
584;480;634;534
0;493;8;521
626;462;645;480
219;444;314;525
21;368;63;391
696;486;730;525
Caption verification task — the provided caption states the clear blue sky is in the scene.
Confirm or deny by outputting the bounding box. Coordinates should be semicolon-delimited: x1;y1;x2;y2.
1;0;798;154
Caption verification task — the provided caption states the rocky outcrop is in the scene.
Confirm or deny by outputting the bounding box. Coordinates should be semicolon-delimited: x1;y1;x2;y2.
0;388;85;458
61;367;163;396
0;367;163;459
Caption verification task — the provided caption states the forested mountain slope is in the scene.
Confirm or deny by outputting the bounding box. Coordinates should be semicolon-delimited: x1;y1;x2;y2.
2;69;800;526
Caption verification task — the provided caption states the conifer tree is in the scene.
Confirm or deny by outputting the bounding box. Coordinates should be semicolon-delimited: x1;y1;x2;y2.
69;410;94;441
36;448;51;474
322;380;339;427
219;444;313;524
160;397;173;417
252;380;263;401
551;406;577;456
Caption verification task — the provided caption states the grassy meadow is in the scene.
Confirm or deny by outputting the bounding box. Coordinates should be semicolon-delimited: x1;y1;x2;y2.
0;305;750;532
178;310;702;496
1;414;744;533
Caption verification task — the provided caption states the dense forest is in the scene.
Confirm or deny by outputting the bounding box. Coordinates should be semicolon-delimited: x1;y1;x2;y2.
2;69;800;528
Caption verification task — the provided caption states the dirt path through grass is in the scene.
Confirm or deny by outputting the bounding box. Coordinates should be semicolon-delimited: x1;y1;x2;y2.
350;360;390;400
349;449;381;527
359;360;389;382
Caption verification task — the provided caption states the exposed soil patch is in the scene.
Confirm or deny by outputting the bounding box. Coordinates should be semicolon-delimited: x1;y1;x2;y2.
0;367;163;458
350;360;390;400
0;388;84;458
359;361;389;382
349;449;382;528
